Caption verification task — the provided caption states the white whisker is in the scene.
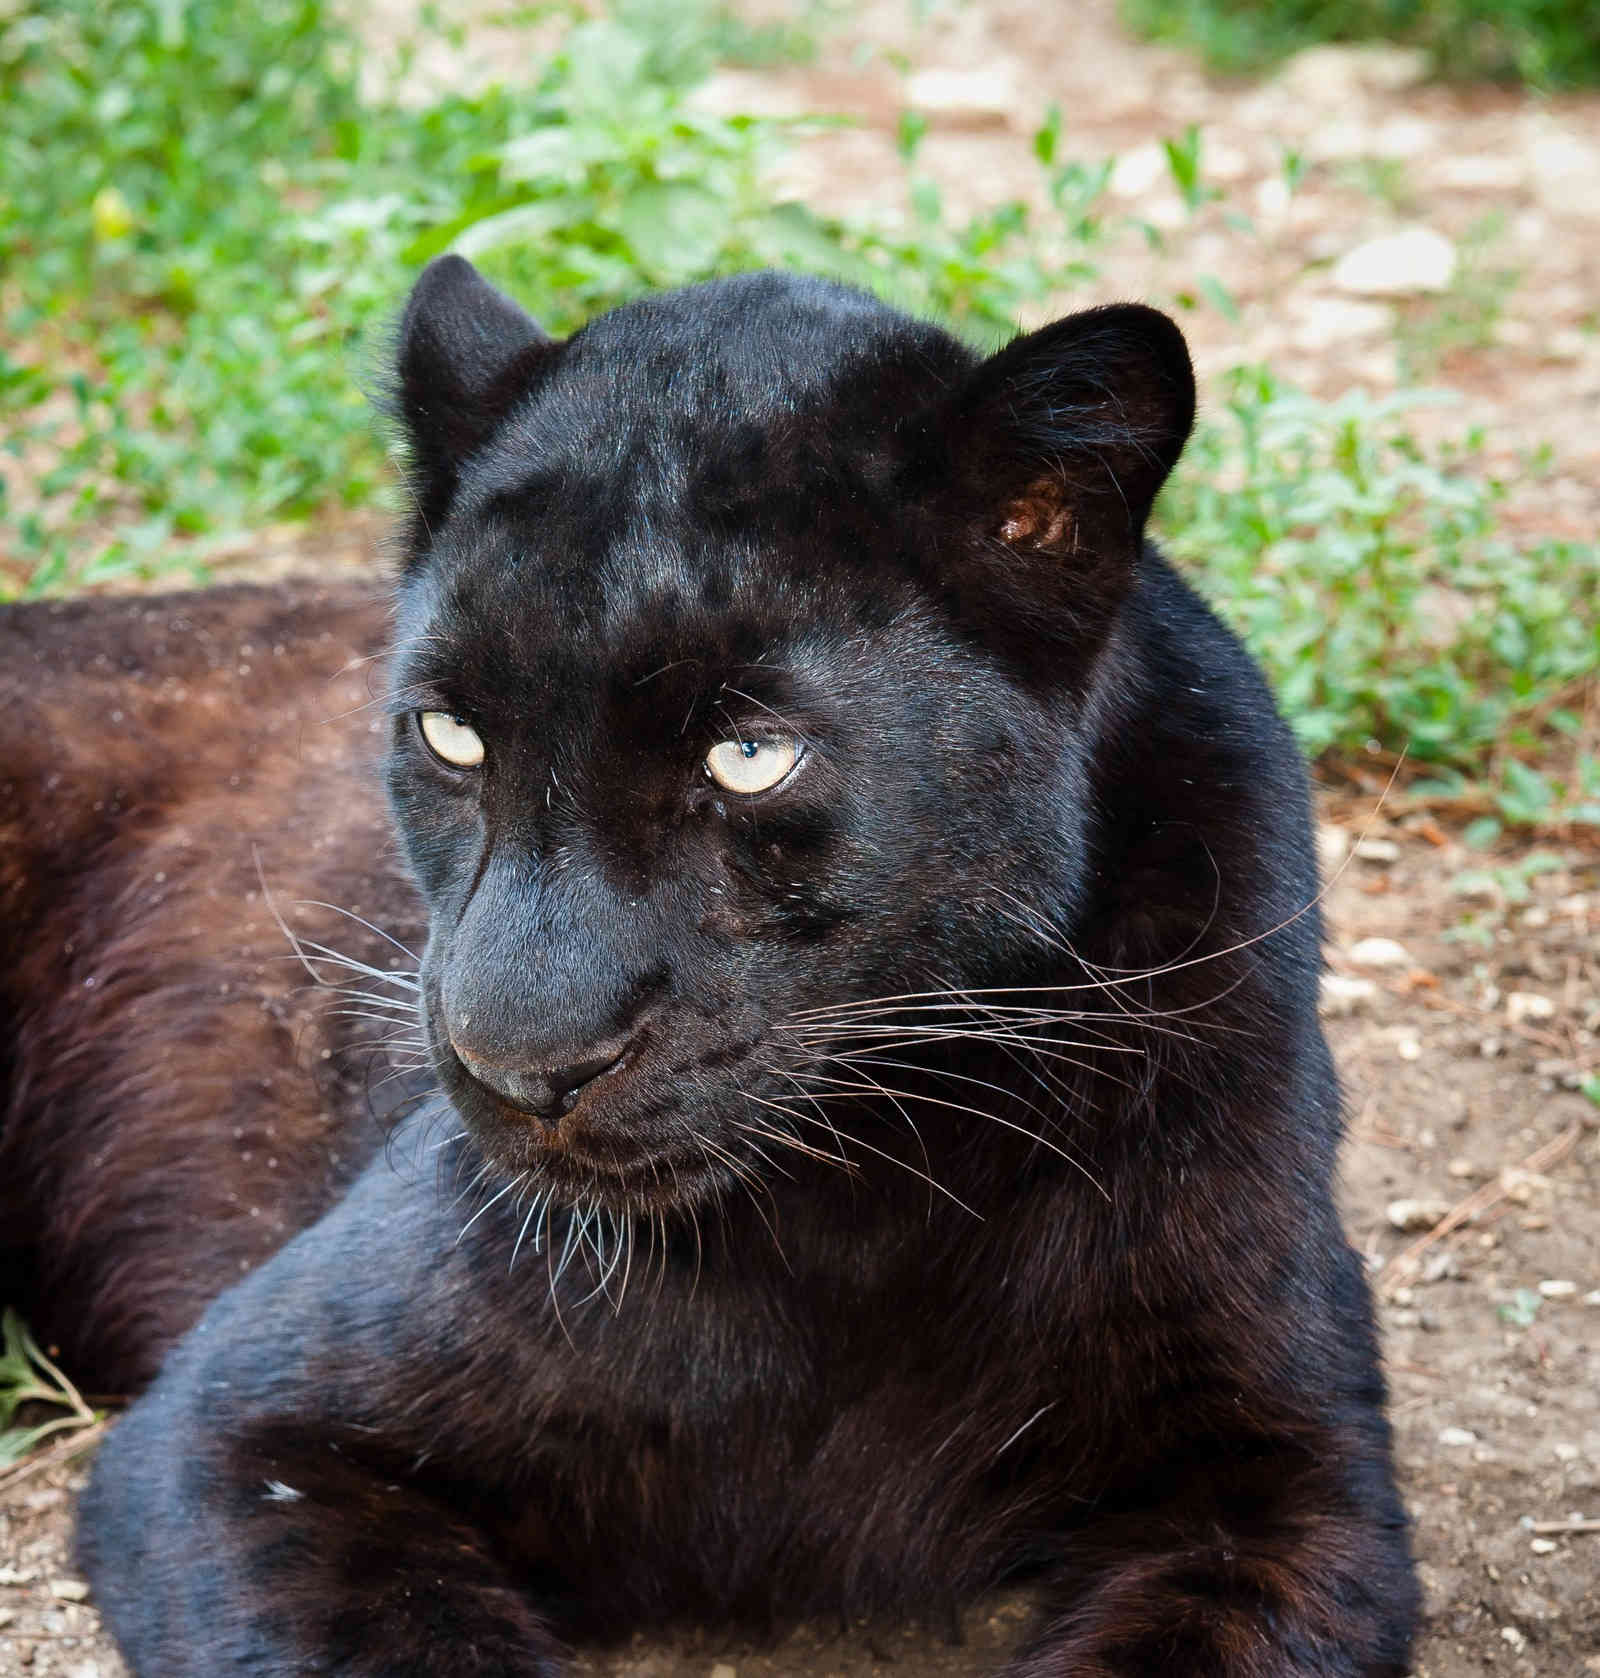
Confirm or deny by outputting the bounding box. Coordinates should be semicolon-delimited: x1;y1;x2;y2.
455;1172;524;1245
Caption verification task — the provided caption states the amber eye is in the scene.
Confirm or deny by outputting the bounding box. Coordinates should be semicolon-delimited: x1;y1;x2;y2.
705;737;799;795
418;711;485;769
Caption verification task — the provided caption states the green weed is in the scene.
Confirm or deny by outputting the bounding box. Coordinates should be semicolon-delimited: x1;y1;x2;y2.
1154;369;1600;812
0;1310;97;1469
2;0;379;589
1450;851;1565;905
0;0;1107;592
1498;1287;1542;1328
1338;157;1417;217
1394;214;1520;380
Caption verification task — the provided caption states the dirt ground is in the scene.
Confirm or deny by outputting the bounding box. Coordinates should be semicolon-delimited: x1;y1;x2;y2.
1;2;1596;1674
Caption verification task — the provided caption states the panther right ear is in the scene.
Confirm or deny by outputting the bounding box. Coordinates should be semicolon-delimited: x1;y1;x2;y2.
395;255;555;537
911;302;1194;664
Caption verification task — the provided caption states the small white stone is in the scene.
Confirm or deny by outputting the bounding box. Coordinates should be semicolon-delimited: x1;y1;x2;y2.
1554;1442;1580;1462
1368;116;1436;159
688;70;816;122
1507;991;1556;1024
1320;974;1378;1015
1276;43;1430;103
1305;120;1373;163
1354;838;1401;863
904;66;1017;121
48;1579;90;1601
1254;175;1292;220
1500;1168;1543;1203
1397;1036;1422;1061
1530;129;1598;180
1495;317;1538;348
1438;1426;1478;1448
1421;1251;1459;1283
1291;296;1393;351
1585;1290;1600;1307
1538;1279;1578;1299
1109;141;1169;200
1316;823;1351;871
1348;937;1411;969
1432;155;1526;191
1500;1625;1527;1653
1202;139;1250;180
1388;1198;1451;1232
1332;228;1457;297
1530;1537;1559;1555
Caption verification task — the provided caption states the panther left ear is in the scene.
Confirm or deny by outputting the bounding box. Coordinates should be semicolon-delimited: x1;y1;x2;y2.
931;304;1194;621
394;255;556;539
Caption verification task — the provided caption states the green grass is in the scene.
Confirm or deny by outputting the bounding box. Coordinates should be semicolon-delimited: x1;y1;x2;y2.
1;0;1595;830
1121;0;1600;88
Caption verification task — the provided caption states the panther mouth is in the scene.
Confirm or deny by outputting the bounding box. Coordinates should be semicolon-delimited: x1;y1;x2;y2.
440;1046;742;1215
418;974;777;1216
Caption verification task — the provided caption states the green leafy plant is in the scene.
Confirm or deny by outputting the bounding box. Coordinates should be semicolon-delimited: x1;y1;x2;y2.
0;1309;97;1468
0;0;1111;593
1;0;379;590
1498;1287;1542;1328
1162;125;1223;213
1450;851;1565;905
1154;369;1600;806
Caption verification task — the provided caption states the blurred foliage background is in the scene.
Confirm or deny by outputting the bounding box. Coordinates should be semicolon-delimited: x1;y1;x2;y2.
1122;0;1600;87
0;0;1594;833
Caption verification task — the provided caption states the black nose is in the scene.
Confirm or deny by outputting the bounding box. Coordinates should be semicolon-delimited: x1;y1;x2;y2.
455;1042;630;1122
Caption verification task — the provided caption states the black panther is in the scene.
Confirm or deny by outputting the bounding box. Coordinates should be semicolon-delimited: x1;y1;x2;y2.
0;256;1416;1673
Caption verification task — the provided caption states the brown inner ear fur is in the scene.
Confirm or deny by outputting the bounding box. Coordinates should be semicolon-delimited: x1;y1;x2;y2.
997;477;1075;552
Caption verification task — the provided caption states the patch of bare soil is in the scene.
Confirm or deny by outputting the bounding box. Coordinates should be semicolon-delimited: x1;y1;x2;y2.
3;4;1597;1674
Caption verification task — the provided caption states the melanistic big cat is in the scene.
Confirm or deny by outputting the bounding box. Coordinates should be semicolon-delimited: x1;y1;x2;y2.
0;258;1418;1674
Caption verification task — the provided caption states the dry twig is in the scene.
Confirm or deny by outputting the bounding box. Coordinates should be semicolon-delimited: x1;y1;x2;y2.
0;1416;110;1497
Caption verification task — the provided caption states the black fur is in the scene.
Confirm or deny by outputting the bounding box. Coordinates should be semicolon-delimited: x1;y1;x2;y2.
16;259;1418;1672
